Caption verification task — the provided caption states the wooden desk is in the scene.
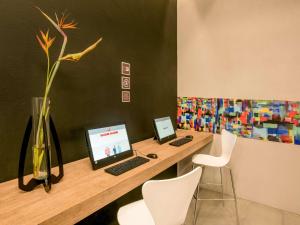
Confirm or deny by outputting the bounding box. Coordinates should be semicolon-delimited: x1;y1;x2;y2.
0;130;212;225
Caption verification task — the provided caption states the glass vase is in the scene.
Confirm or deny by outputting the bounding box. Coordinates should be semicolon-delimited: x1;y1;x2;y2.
32;97;51;180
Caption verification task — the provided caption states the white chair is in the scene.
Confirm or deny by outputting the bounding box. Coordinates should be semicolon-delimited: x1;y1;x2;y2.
117;167;202;225
192;129;240;225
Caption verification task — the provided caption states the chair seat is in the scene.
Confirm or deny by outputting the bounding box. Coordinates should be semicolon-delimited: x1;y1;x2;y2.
117;199;155;225
192;154;227;167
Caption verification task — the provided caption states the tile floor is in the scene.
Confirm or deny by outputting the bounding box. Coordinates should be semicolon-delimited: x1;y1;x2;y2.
185;189;300;225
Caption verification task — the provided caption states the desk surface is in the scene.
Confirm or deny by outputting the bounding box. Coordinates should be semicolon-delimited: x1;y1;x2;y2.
0;130;212;225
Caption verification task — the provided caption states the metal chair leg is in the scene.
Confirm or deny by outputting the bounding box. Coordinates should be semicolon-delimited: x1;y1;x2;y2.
192;164;205;200
192;164;197;199
229;168;240;225
193;182;200;225
199;165;205;186
193;164;204;225
220;167;224;206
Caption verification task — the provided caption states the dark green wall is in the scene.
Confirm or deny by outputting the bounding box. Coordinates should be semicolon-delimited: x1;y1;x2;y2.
0;0;177;182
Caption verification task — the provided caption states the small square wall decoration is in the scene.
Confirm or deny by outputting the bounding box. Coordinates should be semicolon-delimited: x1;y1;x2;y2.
121;62;130;75
121;76;130;89
122;91;130;103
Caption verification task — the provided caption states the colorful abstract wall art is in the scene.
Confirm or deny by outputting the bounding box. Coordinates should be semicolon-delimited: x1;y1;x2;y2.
177;97;300;145
177;98;217;133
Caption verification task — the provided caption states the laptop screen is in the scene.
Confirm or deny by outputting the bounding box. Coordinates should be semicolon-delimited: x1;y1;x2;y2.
87;124;131;163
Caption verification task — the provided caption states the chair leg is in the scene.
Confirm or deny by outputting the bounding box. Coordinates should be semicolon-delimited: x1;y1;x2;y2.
199;165;205;187
193;165;204;225
195;165;205;200
192;164;197;199
229;168;240;225
220;167;224;206
193;184;200;225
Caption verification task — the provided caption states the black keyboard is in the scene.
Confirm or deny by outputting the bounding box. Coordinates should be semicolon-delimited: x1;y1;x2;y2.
105;156;150;176
169;138;192;146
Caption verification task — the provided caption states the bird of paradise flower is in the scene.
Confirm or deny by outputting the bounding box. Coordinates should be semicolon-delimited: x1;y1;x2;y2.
33;7;102;179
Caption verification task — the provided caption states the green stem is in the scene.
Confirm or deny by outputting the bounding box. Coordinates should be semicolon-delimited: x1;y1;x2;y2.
46;54;50;85
35;8;68;148
48;61;58;82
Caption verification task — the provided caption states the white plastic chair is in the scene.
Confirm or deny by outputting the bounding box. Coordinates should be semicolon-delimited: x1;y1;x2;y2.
192;129;240;225
117;167;202;225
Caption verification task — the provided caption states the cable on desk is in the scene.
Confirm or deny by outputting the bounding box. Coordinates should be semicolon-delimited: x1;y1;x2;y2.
133;149;148;157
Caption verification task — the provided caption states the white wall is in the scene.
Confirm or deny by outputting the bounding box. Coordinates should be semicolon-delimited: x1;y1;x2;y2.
178;0;300;215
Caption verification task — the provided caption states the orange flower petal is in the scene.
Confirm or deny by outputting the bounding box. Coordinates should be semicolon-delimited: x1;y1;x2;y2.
36;35;47;54
36;30;55;55
61;21;77;29
48;37;55;48
40;30;47;43
55;12;78;30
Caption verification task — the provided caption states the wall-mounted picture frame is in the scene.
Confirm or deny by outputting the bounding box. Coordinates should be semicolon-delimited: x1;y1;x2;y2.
121;76;130;89
121;62;130;76
122;91;130;103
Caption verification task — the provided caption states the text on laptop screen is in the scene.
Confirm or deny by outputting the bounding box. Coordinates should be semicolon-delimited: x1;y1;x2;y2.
154;117;175;139
87;124;131;162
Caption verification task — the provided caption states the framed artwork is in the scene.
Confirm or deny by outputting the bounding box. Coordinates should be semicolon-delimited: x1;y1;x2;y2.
177;97;300;145
122;91;130;103
121;62;130;76
121;76;130;89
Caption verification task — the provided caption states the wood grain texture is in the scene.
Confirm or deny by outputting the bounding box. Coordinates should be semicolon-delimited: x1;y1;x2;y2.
0;130;212;225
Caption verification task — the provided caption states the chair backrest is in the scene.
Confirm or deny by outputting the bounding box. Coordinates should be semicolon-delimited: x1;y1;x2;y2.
142;167;202;225
221;129;237;164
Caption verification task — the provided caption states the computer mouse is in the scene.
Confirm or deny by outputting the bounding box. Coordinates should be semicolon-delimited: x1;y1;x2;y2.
185;135;193;140
146;153;158;159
